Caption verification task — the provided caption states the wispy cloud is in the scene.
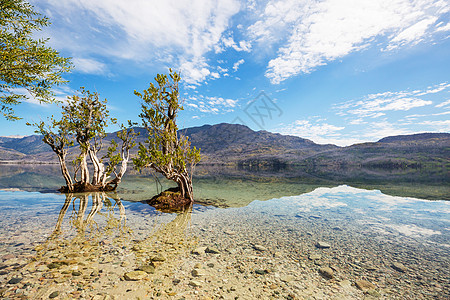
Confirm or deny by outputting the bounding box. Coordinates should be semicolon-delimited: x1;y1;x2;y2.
186;95;238;114
275;81;450;146
232;59;245;72
73;57;107;74
418;120;450;131
335;83;450;119
435;99;450;108
248;0;449;84
274;119;350;146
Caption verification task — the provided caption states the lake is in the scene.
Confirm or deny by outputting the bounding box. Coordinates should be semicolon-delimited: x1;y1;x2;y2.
0;164;449;299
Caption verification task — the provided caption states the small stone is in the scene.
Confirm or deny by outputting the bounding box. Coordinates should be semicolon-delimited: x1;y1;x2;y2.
367;289;381;297
34;245;45;251
255;269;267;275
151;254;166;262
355;280;376;292
339;280;351;288
189;280;202;287
281;275;295;282
224;230;235;235
192;269;207;277
309;254;321;260
124;271;147;281
8;277;22;284
139;265;155;274
207;263;214;268
49;291;59;298
54;277;67;283
315;241;331;249
47;262;61;269
205;246;220;254
391;262;407;273
72;271;82;276
253;244;267;252
120;261;130;267
194;263;202;269
319;267;333;279
192;247;207;255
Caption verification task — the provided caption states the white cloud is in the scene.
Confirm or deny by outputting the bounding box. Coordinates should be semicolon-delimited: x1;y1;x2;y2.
34;0;241;85
232;59;245;72
386;17;438;50
274;119;349;145
360;120;413;141
418;120;450;131
73;57;107;74
335;83;450;119
248;0;449;84
436;22;450;32
186;95;239;114
436;99;450;108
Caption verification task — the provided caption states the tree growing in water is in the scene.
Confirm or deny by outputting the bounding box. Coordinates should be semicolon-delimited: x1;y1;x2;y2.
29;87;138;192
133;70;200;203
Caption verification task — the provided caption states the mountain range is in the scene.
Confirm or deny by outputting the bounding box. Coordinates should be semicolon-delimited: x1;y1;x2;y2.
1;123;449;168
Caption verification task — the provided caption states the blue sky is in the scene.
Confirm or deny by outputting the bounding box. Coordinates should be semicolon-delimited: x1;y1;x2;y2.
3;0;450;146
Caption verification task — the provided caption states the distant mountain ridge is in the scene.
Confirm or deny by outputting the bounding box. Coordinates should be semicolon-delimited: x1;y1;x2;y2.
1;123;449;167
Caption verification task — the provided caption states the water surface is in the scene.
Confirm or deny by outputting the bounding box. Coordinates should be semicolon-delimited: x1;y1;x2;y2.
0;164;449;299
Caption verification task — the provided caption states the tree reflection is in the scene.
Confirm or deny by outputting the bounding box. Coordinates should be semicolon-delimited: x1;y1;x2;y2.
43;191;130;251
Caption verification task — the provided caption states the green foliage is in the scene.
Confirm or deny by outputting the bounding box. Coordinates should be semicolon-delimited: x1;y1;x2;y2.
28;87;136;190
1;0;72;120
62;87;115;153
133;70;200;200
133;70;201;174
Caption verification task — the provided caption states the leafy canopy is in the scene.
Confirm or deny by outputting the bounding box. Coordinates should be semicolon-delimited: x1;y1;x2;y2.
0;0;72;120
133;70;200;178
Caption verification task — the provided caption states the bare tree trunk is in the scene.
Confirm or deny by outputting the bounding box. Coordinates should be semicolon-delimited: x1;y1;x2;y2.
89;150;105;186
105;149;130;189
177;172;193;202
79;152;90;185
57;154;73;192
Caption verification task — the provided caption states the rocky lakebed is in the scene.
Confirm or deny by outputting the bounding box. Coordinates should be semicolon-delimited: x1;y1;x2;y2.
0;185;449;299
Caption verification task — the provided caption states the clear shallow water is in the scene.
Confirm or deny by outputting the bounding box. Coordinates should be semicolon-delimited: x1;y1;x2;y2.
0;183;449;299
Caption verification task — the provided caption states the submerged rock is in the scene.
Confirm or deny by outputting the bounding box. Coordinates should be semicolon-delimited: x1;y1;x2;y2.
281;275;295;282
355;280;376;292
391;262;407;272
192;247;207;255
315;241;331;249
7;277;22;284
319;267;334;279
151;254;166;262
205;246;220;254
192;269;207;277
189;280;202;287
253;244;267;252
139;265;155;274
